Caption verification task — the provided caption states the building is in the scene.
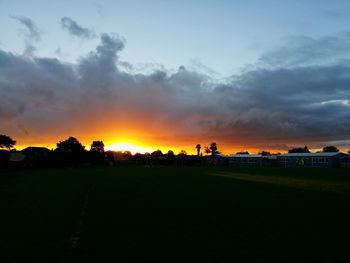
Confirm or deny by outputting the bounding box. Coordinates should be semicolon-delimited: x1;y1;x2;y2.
206;154;277;167
20;147;51;166
227;154;263;166
205;152;348;168
340;155;350;168
277;152;347;168
205;154;228;166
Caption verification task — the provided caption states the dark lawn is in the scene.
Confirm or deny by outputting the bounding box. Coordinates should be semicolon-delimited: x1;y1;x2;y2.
0;166;350;262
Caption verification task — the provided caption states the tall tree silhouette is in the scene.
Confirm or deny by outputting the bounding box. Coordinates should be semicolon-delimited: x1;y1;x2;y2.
166;150;175;163
209;142;218;155
167;150;175;157
90;140;105;164
151;150;163;157
196;144;201;156
90;141;105;153
56;137;85;153
0;134;16;150
178;150;187;156
204;146;211;155
55;136;86;165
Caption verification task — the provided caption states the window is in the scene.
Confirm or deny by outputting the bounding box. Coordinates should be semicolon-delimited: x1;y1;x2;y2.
280;158;290;162
229;158;237;163
312;157;330;164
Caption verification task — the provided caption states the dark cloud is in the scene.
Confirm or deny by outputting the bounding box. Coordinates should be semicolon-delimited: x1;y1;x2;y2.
60;17;96;39
259;32;350;68
212;65;350;143
0;31;349;150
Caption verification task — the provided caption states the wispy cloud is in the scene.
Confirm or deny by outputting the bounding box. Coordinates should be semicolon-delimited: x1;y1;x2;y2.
93;2;104;16
11;15;41;41
60;17;96;39
11;15;41;55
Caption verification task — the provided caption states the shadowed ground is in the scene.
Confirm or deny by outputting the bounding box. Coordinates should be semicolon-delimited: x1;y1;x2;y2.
0;166;349;262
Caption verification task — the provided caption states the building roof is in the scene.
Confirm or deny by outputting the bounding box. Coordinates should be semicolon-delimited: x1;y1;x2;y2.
228;154;262;158
20;147;51;160
278;152;344;157
21;147;50;154
211;153;227;157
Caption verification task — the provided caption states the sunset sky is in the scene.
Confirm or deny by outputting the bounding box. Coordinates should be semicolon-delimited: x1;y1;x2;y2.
1;0;350;154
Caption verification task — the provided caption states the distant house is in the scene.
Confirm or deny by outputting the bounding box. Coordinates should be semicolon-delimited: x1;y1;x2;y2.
20;147;51;166
277;152;347;168
206;154;265;166
340;155;350;168
227;154;263;167
206;153;278;167
205;152;347;168
9;151;26;162
205;154;228;166
7;151;27;168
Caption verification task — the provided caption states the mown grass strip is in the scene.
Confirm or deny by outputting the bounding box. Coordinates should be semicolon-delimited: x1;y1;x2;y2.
208;171;350;195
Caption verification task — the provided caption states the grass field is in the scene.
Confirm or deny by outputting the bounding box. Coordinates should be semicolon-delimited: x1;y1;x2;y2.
1;166;350;262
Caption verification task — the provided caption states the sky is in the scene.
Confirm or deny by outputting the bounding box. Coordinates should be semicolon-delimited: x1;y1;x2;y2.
1;0;350;154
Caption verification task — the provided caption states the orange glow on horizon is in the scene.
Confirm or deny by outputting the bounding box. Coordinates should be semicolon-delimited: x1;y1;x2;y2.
11;134;350;155
105;142;154;154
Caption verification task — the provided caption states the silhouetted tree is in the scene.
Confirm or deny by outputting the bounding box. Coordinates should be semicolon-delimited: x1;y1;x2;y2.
167;150;175;157
151;150;163;157
133;153;143;160
196;144;201;156
90;140;105;164
123;151;132;159
177;150;191;166
165;150;175;165
236;151;249;154
259;151;270;156
105;151;116;165
322;146;339;152
178;150;187;156
204;146;211;155
90;141;104;153
132;153;147;164
55;137;86;165
0;134;16;150
56;137;85;153
209;142;218;155
288;145;310;153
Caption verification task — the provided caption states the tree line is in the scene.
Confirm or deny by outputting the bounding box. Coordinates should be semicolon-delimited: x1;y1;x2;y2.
0;134;348;168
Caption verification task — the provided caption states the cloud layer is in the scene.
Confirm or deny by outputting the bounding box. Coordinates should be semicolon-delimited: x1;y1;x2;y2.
1;20;350;151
